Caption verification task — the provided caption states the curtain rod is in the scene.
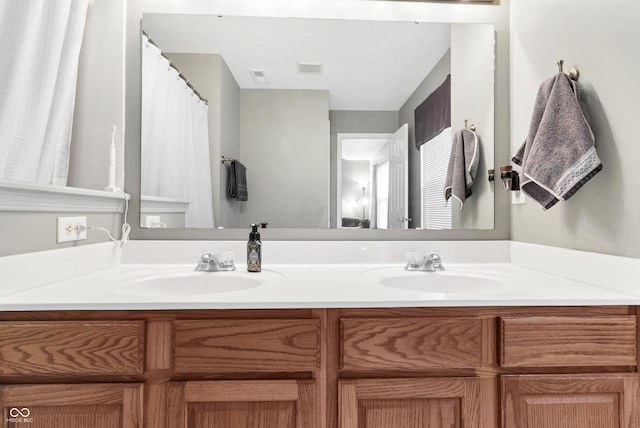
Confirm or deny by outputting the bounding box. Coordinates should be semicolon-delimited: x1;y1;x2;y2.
142;31;209;105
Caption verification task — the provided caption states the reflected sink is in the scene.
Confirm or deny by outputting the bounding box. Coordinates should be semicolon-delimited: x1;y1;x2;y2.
119;270;282;296
359;267;512;296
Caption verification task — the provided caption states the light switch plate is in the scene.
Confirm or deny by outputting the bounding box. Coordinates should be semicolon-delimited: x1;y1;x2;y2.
57;216;87;243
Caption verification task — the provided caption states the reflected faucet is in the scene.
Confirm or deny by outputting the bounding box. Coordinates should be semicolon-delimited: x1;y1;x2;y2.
195;252;235;272
405;252;445;272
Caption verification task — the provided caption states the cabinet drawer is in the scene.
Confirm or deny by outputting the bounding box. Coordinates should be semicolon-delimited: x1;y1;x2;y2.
500;316;637;367
340;317;484;371
173;319;320;373
0;321;144;376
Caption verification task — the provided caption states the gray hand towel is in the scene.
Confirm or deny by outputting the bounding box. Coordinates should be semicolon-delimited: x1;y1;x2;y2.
512;73;602;209
444;128;480;210
227;160;248;201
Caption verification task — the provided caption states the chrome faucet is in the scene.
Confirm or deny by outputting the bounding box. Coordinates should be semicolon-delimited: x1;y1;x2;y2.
195;252;235;272
405;252;445;272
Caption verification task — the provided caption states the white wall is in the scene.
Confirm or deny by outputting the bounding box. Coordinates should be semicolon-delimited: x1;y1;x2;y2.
510;0;640;258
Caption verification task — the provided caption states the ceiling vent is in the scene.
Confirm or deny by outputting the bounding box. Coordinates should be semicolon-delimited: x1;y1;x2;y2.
250;69;267;83
297;63;323;74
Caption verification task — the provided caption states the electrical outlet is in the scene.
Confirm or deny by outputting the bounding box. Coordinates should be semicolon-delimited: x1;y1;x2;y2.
57;216;87;243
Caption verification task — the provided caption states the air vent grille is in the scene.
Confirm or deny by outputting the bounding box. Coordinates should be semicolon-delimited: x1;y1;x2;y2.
250;69;267;83
297;63;323;74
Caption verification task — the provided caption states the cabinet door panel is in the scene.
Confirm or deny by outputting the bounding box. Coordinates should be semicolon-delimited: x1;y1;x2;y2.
339;378;480;428
502;374;639;428
167;380;317;428
0;383;142;428
358;398;460;428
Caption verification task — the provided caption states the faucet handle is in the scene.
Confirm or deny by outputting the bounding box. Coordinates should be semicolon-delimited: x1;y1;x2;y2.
200;252;212;262
404;251;426;271
429;252;444;271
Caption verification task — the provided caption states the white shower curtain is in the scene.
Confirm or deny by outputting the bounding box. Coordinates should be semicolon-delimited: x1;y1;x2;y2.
141;34;215;228
0;0;89;185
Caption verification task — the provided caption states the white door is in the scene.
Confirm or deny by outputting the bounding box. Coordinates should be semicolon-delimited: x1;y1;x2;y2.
387;123;409;229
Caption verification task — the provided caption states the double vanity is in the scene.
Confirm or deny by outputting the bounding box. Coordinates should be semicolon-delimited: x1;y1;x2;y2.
1;241;640;428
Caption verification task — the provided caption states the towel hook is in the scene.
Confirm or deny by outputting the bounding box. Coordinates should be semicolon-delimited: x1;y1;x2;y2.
464;119;476;132
557;59;580;81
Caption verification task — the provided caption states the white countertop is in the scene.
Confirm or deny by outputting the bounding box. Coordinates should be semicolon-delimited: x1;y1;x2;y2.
1;261;638;310
1;240;639;311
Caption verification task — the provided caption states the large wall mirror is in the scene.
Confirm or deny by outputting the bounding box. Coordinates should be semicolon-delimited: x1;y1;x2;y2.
140;15;495;231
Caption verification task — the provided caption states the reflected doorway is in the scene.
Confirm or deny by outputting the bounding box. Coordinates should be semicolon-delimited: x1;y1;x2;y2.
336;124;409;229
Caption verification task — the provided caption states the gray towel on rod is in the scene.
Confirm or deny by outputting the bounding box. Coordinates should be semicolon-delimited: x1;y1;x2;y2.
512;73;602;209
227;160;248;201
444;128;480;210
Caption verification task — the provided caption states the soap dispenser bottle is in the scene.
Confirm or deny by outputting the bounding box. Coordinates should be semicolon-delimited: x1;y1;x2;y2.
247;224;261;272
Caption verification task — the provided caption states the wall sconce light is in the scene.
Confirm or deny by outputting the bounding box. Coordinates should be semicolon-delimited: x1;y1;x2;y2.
488;169;495;182
499;166;520;191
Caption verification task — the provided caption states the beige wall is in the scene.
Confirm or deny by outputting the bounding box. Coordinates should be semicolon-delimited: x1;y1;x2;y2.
510;0;640;258
239;89;330;228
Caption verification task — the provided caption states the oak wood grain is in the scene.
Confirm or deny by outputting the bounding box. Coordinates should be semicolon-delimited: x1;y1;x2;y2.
341;317;483;371
173;319;320;373
339;377;480;428
0;321;144;376
500;316;637;367
146;320;172;371
0;383;142;428
502;374;639;428
168;380;315;428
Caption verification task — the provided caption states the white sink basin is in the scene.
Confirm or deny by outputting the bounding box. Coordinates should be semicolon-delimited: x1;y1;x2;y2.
359;267;512;296
119;270;282;296
380;272;509;294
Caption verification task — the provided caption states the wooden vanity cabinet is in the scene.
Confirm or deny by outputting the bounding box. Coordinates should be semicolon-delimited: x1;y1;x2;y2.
1;306;638;428
334;312;496;428
499;314;639;428
157;317;323;428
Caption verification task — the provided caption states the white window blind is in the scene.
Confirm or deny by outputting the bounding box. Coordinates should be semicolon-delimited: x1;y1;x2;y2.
421;127;452;230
